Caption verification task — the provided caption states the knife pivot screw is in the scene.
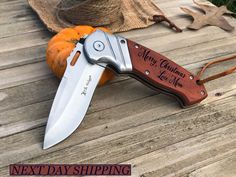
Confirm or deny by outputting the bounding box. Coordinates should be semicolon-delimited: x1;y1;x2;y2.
93;41;105;52
145;70;150;75
189;75;194;80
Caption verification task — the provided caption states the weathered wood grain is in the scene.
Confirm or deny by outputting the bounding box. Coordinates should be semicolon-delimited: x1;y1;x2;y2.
1;69;236;168
0;59;235;139
188;154;236;177
0;30;235;90
0;0;184;39
0;78;157;138
0;44;46;70
0;0;29;12
0;96;235;175
0;9;37;26
0;20;45;39
128;122;236;177
0;30;51;53
0;62;53;90
0;0;236;176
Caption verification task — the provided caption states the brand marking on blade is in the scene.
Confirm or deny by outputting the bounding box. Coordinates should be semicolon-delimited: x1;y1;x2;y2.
81;75;92;96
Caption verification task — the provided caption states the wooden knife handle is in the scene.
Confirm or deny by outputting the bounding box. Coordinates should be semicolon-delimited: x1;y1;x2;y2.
127;40;207;107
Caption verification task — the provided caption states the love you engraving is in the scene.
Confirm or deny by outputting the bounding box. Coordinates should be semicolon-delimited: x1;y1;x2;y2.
137;48;185;88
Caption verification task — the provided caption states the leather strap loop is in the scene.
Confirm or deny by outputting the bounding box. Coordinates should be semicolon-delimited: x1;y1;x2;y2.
197;55;236;85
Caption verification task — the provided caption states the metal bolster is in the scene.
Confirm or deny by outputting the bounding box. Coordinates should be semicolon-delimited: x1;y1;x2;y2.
83;30;133;73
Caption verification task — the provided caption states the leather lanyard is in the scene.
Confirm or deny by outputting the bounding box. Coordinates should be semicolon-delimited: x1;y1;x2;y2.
197;55;236;85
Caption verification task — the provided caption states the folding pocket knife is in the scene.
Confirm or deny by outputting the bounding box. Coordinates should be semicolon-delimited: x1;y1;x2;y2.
44;30;207;149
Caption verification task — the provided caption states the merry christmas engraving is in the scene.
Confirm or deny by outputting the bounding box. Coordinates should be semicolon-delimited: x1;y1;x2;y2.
138;48;185;88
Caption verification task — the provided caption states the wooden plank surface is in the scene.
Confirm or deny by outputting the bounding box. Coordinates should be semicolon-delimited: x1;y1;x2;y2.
0;0;236;176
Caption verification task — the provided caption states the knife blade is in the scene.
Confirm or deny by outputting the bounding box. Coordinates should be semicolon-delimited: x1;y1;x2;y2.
44;42;105;149
44;30;207;149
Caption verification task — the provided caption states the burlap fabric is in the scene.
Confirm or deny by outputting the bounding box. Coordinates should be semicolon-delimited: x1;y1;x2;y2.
28;0;181;33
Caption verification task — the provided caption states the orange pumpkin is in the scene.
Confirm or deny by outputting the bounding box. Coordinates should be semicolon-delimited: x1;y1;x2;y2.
46;26;114;86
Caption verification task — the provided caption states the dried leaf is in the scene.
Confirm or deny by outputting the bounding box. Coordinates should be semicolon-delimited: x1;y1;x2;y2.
181;0;235;31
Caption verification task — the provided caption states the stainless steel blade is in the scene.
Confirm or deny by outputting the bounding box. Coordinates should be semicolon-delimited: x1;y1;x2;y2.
43;43;105;149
